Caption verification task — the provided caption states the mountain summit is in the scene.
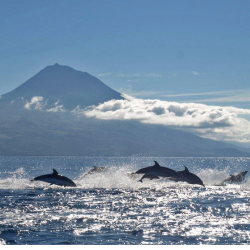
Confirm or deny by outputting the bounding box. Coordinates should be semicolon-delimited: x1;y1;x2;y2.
1;63;123;109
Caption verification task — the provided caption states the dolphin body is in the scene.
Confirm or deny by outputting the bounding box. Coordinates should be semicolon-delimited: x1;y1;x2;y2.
134;161;177;177
83;166;107;177
31;169;77;187
170;166;204;186
220;171;248;185
138;174;160;182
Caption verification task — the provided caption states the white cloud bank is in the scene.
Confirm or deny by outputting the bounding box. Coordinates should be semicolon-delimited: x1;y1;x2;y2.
24;95;250;143
79;94;250;143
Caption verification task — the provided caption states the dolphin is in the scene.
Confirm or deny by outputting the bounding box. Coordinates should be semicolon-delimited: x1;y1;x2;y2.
138;174;160;182
83;166;107;177
170;166;204;186
220;171;248;185
31;169;77;187
134;161;177;177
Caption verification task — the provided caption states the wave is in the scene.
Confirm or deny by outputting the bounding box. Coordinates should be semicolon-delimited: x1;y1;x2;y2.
0;239;6;245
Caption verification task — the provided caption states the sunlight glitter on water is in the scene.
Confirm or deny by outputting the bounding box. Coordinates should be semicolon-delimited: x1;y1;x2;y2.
1;186;250;244
0;157;250;244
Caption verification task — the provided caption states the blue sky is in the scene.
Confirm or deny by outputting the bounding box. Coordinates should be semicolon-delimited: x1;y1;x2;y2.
1;0;250;109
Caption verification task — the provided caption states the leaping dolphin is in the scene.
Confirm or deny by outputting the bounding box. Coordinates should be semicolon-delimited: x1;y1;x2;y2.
31;169;77;187
134;161;177;177
83;166;107;177
170;166;204;186
219;171;248;185
138;174;160;182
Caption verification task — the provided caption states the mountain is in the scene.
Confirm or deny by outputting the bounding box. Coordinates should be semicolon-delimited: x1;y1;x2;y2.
0;63;123;109
0;64;249;157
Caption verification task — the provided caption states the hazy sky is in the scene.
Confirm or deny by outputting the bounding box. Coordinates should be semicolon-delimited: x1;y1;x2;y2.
1;0;250;109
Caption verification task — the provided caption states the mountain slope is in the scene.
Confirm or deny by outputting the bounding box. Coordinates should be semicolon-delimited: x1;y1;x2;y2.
0;106;249;157
0;64;249;157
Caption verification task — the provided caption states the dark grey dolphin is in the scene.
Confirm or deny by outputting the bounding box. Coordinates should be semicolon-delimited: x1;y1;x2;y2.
31;169;76;187
83;166;107;177
138;174;160;182
220;171;248;185
134;161;177;177
170;166;204;186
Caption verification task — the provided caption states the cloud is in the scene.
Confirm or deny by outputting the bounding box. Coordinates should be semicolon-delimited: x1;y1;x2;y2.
117;73;141;78
78;94;250;143
117;72;161;78
120;88;250;103
193;93;250;103
191;71;200;76
118;88;161;97
117;85;161;97
24;97;65;112
98;73;112;77
126;79;139;82
162;89;250;105
162;90;238;98
131;91;162;97
46;101;65;113
24;95;250;143
145;72;161;77
24;96;47;110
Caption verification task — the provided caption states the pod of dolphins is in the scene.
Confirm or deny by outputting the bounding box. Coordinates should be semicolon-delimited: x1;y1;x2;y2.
133;161;205;186
30;161;248;188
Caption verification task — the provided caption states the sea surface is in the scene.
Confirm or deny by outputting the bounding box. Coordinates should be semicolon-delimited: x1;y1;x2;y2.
0;156;250;245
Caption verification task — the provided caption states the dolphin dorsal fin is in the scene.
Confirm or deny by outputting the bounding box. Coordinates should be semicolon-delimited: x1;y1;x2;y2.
53;169;59;175
230;174;234;177
154;161;160;167
184;166;189;173
93;166;98;169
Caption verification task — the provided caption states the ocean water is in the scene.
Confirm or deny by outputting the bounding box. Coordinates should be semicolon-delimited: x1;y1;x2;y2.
0;156;250;245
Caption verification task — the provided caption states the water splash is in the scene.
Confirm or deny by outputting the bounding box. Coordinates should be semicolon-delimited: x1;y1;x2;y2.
197;167;230;186
0;238;6;245
1;163;249;190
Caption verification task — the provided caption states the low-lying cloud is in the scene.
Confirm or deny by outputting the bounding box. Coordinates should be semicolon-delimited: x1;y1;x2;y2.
46;101;65;113
24;96;65;112
80;94;250;143
24;96;46;110
24;95;250;143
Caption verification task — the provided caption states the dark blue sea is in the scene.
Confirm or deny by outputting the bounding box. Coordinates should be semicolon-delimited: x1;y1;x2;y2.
0;156;250;245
